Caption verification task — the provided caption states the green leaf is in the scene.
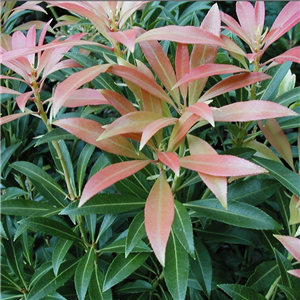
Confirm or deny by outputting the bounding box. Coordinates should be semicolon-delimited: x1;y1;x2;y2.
35;128;75;146
228;178;281;205
164;229;189;300
52;239;73;276
10;161;66;199
246;261;279;292
218;284;266;300
0;290;23;300
60;194;145;215
259;61;292;101
103;252;150;291
89;266;112;300
116;280;154;294
75;247;95;300
1;142;21;175
251;157;300;198
185;199;282;230
125;211;146;257
77;144;95;195
173;200;194;258
41;291;67;300
278;284;300;300
27;260;78;300
191;239;212;298
18;217;82;244
277;106;300;130
275;86;300;106
1;200;58;216
29;262;53;289
1;187;27;202
274;248;293;288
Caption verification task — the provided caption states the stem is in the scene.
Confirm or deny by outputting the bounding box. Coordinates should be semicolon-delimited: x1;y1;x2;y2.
265;276;280;300
76;215;90;247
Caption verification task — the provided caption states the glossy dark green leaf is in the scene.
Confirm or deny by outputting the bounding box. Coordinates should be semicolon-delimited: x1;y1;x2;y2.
191;239;212;298
274;249;293;288
251;157;300;198
116;280;153;294
18;217;82;243
29;262;53;288
164;229;189;300
185;199;282;230
60;194;145;215
227;178;281;205
1;142;21;175
278;284;300;300
246;261;279;292
27;260;78;300
35;128;75;146
96;214;118;242
103;252;150;291
10;161;66;199
52;239;74;276
173;200;194;257
259;61;292;101
1;187;27;202
77;144;95;195
1;200;57;216
125;211;146;257
277;106;300;130
75;247;95;300
89;266;112;300
0;290;23;300
40;291;67;300
1;221;8;240
218;284;266;300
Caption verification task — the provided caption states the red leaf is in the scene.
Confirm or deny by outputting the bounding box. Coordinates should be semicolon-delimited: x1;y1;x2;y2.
174;64;247;89
272;47;300;65
118;2;148;28
288;269;300;279
63;88;109;108
212;100;298;122
97;111;162;141
0;86;21;95
140;117;177;150
199;72;271;102
274;235;300;263
0;112;31;125
179;154;267;177
258;119;295;171
157;152;180;177
52;64;111;116
16;91;33;112
186;102;214;127
175;43;189;101
145;175;174;266
108;28;138;52
80;160;152;206
53;118;147;160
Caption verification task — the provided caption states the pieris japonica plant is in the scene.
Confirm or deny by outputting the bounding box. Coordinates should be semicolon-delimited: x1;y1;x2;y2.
1;1;300;299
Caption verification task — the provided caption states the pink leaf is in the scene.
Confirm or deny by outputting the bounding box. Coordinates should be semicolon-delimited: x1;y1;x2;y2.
140;117;177;150
274;235;300;263
108;64;174;108
53;118;147;160
157;152;180;177
145;175;174;266
0;112;31;125
100;89;137;115
288;269;300;279
108;28;138;52
175;43;189;101
187;135;227;208
199;72;271;102
254;2;265;33
80;160;152;206
236;2;256;44
16;91;33;112
0;86;21;95
44;59;82;77
174;64;247;89
25;25;36;65
258;119;295;171
272;47;300;65
212;100;298;122
167;112;200;152
186;102;215;127
52;64;111;116
179;154;267;177
97;111;162;141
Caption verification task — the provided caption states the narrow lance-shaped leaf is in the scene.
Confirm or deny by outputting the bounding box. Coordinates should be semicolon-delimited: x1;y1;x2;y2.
186;102;214;127
199;72;271;102
80;160;152;206
157;152;180;177
145;175;174;266
212;100;298;122
97;111;162;141
179;154;267;177
274;235;300;263
108;28;138;52
175;43;189;101
54;118;147;160
258;119;295;171
0;112;31;125
187;134;227;208
52;64;111;116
